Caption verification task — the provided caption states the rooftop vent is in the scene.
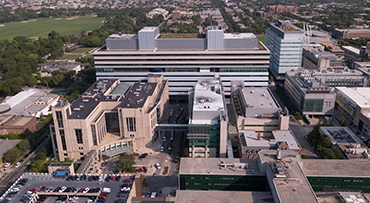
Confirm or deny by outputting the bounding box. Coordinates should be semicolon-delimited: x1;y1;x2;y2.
82;99;89;102
74;108;80;111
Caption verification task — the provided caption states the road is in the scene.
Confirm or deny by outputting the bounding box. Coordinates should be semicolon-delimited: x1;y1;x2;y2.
289;122;318;159
0;135;51;195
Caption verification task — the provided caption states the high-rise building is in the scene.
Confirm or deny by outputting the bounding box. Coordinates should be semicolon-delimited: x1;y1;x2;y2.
94;26;270;98
265;20;304;79
50;74;169;161
187;75;228;158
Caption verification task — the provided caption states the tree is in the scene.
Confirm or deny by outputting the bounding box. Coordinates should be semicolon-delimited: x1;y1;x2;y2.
117;153;136;173
294;111;302;120
3;147;21;163
17;140;30;154
339;117;346;126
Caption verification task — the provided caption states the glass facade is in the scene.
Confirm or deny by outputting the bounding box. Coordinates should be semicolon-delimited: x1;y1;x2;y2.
188;124;220;156
303;99;324;112
179;174;268;191
91;125;97;146
60;129;67;151
307;176;370;193
75;129;83;144
56;111;63;128
105;112;120;133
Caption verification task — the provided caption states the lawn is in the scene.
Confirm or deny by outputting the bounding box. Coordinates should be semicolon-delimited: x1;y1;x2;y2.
258;36;266;44
0;16;105;40
71;47;95;54
61;54;80;60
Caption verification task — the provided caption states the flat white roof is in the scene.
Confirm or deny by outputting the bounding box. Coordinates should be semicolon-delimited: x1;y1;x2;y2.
191;79;226;124
241;87;279;109
241;131;271;148
224;33;256;39
272;130;301;150
336;87;370;109
342;46;360;55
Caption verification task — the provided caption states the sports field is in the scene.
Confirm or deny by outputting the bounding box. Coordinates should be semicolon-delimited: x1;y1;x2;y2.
0;16;105;40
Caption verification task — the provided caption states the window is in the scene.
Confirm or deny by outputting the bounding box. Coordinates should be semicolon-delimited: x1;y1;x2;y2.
80;152;84;156
64;153;68;157
91;125;97;146
60;130;67;150
56;111;63;128
126;117;136;132
75;129;83;144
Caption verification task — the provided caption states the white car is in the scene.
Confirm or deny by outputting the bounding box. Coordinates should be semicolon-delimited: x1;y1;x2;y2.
3;162;10;168
83;187;90;193
160;146;164;152
102;187;111;193
59;186;67;193
15;162;21;168
155;163;161;169
163;137;166;142
99;176;103;182
120;187;130;192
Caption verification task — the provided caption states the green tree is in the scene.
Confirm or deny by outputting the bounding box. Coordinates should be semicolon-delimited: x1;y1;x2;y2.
17;139;30;154
3;147;21;163
117;153;136;173
339;117;346;126
294;111;302;120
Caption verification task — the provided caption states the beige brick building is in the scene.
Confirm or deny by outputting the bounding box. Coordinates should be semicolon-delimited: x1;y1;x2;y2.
50;74;169;161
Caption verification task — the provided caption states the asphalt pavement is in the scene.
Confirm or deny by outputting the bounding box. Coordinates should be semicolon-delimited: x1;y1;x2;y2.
0;135;51;195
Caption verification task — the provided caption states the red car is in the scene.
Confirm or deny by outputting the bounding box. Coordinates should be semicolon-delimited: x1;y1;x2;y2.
112;176;116;181
124;179;133;183
77;188;85;193
39;186;46;192
98;194;108;200
100;192;109;196
29;189;38;193
135;168;148;173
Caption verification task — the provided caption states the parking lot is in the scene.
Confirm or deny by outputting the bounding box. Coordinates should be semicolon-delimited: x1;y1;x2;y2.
1;173;135;203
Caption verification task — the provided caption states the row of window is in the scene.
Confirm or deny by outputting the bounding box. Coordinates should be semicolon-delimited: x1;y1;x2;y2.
95;53;270;57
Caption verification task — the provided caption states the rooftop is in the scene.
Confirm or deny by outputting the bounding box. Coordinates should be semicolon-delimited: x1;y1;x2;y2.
107;34;137;39
239;87;281;118
179;158;262;176
224;33;256;39
120;82;157;108
320;127;365;145
302;159;370;177
0;139;21;158
341;46;360;55
240;131;271;148
336;87;370;109
68;79;122;119
0;89;59;117
191;79;226;125
273;20;304;33
175;190;274;203
272;130;301;150
259;150;319;203
157;33;205;39
241;87;279;110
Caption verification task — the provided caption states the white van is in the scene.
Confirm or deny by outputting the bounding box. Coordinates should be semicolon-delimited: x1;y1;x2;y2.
150;192;157;198
102;187;111;193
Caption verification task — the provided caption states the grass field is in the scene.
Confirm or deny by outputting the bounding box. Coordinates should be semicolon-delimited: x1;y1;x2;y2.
258;36;266;44
71;47;95;53
0;16;105;40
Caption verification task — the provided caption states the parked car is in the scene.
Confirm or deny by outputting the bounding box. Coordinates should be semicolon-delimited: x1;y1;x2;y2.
154;163;161;169
15;162;21;168
3;162;11;168
139;153;148;158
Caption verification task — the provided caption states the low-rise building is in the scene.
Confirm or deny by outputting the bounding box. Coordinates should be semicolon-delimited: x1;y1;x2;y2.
0;89;59;118
47;162;75;174
334;28;370;39
187;75;228;158
334;87;370;138
327;45;345;59
50;74;169;161
38;62;83;77
147;8;168;18
284;70;336;115
302;47;344;70
239;130;301;159
231;86;289;136
0;115;37;135
0;139;21;161
320;126;368;159
342;46;366;65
